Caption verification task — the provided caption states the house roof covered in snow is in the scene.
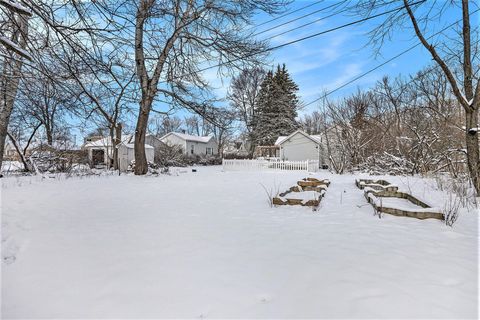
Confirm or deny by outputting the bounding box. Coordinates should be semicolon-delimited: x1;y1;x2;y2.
275;130;322;146
160;132;214;143
83;135;135;148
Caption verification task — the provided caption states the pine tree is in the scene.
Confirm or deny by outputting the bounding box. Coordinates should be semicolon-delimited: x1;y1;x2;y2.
252;64;299;146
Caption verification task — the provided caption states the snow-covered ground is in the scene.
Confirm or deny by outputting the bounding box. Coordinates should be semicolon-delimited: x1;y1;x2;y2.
1;161;23;173
1;166;478;318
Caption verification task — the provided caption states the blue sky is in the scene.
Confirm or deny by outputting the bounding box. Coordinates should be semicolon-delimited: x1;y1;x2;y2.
71;0;478;142
202;0;473;115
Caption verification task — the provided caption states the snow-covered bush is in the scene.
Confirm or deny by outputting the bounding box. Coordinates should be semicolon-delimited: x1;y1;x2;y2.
355;152;415;176
222;152;250;160
155;143;185;167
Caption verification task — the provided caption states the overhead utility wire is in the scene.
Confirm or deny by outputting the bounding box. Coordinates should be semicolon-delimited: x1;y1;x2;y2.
160;0;426;84
248;0;325;31
301;9;479;108
252;1;345;37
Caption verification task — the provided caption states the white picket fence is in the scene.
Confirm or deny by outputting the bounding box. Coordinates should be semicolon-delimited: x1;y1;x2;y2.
222;159;319;172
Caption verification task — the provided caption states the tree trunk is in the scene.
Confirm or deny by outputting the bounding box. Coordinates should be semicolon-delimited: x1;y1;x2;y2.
465;107;480;194
0;16;28;174
108;126;115;169
46;126;53;145
113;123;122;170
7;132;32;172
134;102;150;175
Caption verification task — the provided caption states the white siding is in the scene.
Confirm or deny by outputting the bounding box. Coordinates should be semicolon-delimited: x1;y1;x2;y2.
160;133;219;155
280;132;319;161
184;139;218;156
118;145;154;171
160;134;187;152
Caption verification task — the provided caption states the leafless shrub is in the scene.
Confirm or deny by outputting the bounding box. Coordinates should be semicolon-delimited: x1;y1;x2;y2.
444;193;462;227
260;182;281;208
373;197;383;219
432;173;478;211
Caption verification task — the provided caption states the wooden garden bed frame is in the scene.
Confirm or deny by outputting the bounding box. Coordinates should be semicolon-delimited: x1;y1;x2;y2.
355;179;398;192
272;178;330;208
365;189;444;220
297;177;330;188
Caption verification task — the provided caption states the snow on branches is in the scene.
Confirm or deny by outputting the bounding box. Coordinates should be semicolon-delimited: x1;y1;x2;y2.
0;0;32;16
0;35;32;60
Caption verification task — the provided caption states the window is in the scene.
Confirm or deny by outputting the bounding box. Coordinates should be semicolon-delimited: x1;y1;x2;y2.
206;147;213;155
190;144;195;154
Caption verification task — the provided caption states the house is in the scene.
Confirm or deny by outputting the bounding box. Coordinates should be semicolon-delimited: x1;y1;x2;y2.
82;134;155;168
159;132;218;156
275;130;327;164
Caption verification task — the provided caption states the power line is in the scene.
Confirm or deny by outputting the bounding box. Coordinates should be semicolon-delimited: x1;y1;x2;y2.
263;0;399;41
161;0;426;84
258;0;399;43
248;0;325;31
252;1;345;37
301;9;479;108
261;5;348;41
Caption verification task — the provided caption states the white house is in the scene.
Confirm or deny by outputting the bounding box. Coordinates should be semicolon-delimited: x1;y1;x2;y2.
159;132;218;156
275;130;327;164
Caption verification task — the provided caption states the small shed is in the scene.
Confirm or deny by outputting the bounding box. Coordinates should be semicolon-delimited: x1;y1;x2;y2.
117;143;154;172
82;135;134;167
275;130;323;162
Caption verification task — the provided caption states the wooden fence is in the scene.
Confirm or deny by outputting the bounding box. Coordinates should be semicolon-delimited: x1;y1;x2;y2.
222;159;319;172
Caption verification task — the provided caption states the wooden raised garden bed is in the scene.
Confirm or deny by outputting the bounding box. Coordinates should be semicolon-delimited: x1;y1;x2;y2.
297;177;330;188
355;179;398;192
272;178;330;208
365;189;444;220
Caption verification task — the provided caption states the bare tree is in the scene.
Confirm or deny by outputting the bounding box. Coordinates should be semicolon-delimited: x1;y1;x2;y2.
6;111;40;172
149;115;183;137
15;70;71;145
207;107;236;155
51;42;136;170
0;2;30;173
228;66;266;153
352;0;480;193
133;0;287;174
300;111;325;135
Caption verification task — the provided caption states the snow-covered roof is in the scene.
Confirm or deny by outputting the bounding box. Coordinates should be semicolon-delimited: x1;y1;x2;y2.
275;130;322;146
160;132;213;143
83;135;134;148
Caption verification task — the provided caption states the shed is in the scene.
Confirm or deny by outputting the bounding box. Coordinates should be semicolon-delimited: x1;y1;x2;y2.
82;135;134;167
275;130;324;162
117;143;154;172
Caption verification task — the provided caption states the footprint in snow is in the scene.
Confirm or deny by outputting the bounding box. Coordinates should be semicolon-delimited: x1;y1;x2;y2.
257;294;272;303
3;254;16;265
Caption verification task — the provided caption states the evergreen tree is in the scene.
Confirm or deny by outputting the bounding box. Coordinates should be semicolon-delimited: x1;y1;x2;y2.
252;64;299;146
